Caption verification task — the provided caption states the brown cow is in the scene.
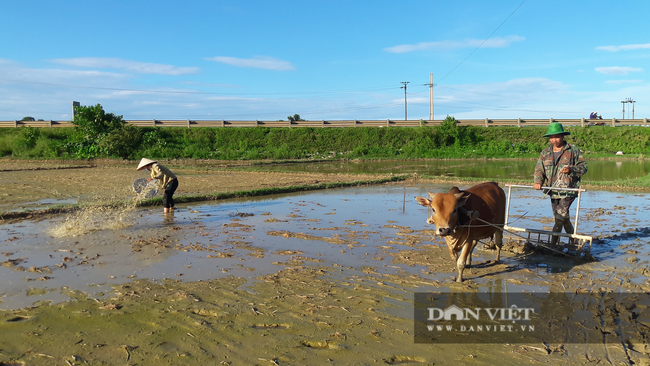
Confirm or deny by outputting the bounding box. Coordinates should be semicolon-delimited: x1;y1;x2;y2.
415;182;506;282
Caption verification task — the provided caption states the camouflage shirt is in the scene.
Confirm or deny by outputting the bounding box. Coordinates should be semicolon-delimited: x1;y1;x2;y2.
533;143;587;198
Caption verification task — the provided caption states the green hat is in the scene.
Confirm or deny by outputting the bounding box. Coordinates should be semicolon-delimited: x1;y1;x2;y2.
543;122;570;137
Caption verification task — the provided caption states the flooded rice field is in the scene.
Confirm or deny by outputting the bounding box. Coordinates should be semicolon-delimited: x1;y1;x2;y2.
2;182;650;364
251;158;650;182
3;185;650;308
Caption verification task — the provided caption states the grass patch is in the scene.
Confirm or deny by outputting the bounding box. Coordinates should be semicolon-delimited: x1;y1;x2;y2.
3;124;650;160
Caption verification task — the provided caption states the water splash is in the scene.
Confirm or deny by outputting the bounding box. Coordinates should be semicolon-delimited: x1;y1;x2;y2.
48;179;160;237
49;204;135;237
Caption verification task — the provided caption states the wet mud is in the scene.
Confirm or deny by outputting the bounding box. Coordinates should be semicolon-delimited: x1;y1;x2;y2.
2;161;650;364
0;159;394;213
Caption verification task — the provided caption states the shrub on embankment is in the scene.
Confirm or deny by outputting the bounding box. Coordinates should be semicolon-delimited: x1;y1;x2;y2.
1;113;649;160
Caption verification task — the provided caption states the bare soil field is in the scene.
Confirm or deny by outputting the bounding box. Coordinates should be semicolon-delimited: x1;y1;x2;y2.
0;159;396;211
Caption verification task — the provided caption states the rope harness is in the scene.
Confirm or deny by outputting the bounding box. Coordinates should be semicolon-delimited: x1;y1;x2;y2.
424;172;569;243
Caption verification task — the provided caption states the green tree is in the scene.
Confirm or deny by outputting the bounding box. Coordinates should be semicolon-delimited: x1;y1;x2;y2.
66;103;135;159
99;124;143;159
287;114;304;122
71;103;126;140
435;115;481;147
21;126;41;148
21;116;35;121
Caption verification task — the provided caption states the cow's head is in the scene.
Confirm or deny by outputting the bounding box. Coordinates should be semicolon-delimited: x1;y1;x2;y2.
415;187;470;236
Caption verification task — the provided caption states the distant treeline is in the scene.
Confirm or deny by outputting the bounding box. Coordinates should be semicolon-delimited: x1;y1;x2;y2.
2;122;648;160
0;103;648;160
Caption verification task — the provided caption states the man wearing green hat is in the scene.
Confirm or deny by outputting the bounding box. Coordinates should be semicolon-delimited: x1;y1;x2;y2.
533;122;588;247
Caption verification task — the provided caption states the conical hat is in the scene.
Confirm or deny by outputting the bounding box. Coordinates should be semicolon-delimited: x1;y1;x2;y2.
137;158;157;170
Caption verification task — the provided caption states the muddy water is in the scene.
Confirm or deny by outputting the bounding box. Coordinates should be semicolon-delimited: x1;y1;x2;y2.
252;159;650;182
5;184;648;309
2;185;650;364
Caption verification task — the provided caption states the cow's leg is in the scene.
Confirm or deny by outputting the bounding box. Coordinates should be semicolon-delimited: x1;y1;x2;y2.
494;229;503;262
466;240;478;266
447;244;458;262
456;243;472;282
483;234;496;250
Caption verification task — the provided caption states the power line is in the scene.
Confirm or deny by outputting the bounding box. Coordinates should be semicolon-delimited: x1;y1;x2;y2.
0;78;400;97
440;100;583;114
435;0;527;85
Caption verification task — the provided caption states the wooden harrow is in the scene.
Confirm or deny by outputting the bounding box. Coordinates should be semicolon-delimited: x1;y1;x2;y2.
503;184;593;260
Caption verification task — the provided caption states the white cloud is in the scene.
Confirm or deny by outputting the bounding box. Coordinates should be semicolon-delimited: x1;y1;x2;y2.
427;78;576;119
430;77;650;120
1;57;647;122
595;66;643;75
179;80;240;88
0;58;128;85
596;43;650;52
205;96;262;102
384;36;524;53
206;56;295;71
606;79;642;84
50;57;199;75
436;78;566;102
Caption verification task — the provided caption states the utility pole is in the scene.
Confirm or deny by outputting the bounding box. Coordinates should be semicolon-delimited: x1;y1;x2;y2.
622;97;635;119
423;74;434;120
627;98;636;119
400;81;409;121
72;101;80;120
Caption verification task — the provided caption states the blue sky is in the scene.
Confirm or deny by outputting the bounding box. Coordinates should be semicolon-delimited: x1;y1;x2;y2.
1;0;648;121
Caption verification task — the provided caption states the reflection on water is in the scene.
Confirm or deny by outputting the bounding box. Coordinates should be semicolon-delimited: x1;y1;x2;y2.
1;184;650;310
249;159;650;182
3;198;78;213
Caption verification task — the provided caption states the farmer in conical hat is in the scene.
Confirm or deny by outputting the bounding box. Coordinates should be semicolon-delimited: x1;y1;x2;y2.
137;158;178;214
533;123;587;246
